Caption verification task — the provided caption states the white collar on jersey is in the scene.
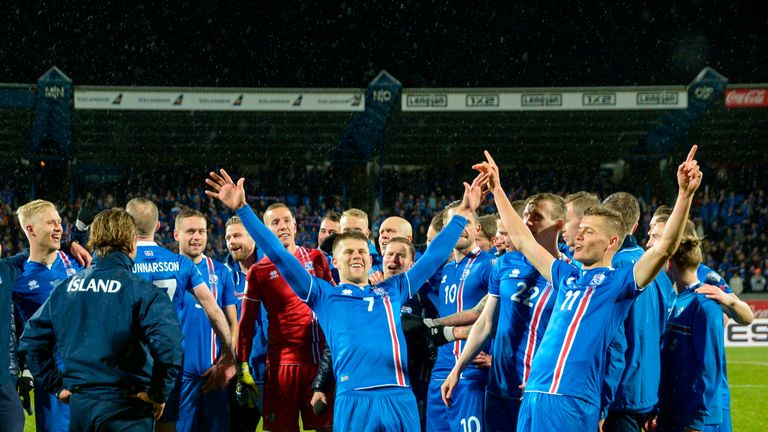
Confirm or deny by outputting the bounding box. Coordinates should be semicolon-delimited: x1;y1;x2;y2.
136;241;158;246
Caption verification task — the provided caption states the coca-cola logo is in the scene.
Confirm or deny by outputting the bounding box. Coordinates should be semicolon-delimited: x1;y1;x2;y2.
725;89;768;108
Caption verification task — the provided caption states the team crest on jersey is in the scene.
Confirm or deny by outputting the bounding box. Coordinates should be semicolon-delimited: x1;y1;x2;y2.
28;280;39;290
269;270;279;280
66;268;77;276
461;268;471;281
589;273;606;287
372;287;388;297
341;289;353;296
143;250;154;257
401;306;413;314
304;262;315;271
707;271;722;282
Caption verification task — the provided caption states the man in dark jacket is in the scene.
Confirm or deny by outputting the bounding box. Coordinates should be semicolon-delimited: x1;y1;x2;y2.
19;208;183;430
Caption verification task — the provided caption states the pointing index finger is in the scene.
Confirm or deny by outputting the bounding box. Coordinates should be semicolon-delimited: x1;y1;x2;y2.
686;145;698;163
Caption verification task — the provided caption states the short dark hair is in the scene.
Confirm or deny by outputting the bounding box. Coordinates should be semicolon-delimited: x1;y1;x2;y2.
321;211;341;224
386;237;416;261
332;231;371;254
602;192;640;235
653;205;673;224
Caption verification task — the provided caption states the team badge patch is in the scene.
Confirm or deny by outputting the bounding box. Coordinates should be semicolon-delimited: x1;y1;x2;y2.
373;287;388;297
589;273;606;287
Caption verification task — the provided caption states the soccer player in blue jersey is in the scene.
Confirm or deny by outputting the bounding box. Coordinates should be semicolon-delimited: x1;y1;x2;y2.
599;192;676;432
12;199;84;432
561;192;600;265
647;210;753;432
425;200;495;432
472;147;702;431
205;168;487;431
442;193;565;432
654;222;725;432
341;208;384;282
174;209;238;432
126;198;236;432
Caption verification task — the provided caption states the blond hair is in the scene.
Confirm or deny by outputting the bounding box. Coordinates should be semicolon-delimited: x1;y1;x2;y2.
16;199;56;228
565;192;601;218
603;192;640;235
125;198;159;237
88;208;137;257
527;193;566;221
342;208;369;227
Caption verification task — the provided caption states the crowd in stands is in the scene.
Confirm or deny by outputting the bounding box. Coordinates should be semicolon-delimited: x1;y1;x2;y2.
1;162;765;292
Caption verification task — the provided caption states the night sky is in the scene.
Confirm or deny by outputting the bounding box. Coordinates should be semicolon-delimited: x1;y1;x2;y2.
2;1;766;88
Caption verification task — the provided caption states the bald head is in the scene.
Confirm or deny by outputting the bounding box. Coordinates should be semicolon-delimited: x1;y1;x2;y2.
378;216;413;251
125;198;159;238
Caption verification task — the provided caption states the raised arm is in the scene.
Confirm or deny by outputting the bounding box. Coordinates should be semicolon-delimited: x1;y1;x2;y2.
406;173;487;289
475;151;556;281
634;146;702;288
206;169;314;299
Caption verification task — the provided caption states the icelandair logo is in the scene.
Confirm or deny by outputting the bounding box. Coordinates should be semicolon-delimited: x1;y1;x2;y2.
233;95;243;106
173;94;184;105
112;93;123;105
292;95;303;106
67;277;122;293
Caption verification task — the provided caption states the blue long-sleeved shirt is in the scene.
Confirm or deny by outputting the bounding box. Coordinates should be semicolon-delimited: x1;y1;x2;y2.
18;252;183;403
658;281;724;430
234;204;466;394
600;235;676;416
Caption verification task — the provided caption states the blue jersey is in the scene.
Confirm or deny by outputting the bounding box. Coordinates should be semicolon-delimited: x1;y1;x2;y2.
13;252;82;321
132;241;206;314
698;264;732;294
180;256;237;377
487;251;556;398
233;205;466;395
525;260;644;405
659;282;724;430
433;247;494;379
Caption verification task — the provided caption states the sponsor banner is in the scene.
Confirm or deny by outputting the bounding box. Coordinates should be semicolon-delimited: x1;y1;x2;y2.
747;300;768;319
401;90;687;111
724;88;768;108
74;90;364;111
725;318;768;347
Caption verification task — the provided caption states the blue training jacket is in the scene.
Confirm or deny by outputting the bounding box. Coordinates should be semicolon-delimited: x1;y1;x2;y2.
601;235;676;417
18;252;183;403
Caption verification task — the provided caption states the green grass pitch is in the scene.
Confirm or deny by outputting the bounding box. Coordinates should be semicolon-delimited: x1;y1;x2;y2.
23;347;768;431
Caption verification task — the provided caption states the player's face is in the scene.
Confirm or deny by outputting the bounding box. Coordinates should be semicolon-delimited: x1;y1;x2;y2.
378;218;409;251
495;219;514;252
27;207;63;252
225;224;255;262
340;215;369;237
524;201;562;245
332;238;372;284
383;242;414;279
475;231;492;252
318;219;339;246
573;216;617;266
265;207;297;249
175;216;207;259
444;207;476;250
563;202;580;248
647;220;665;249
